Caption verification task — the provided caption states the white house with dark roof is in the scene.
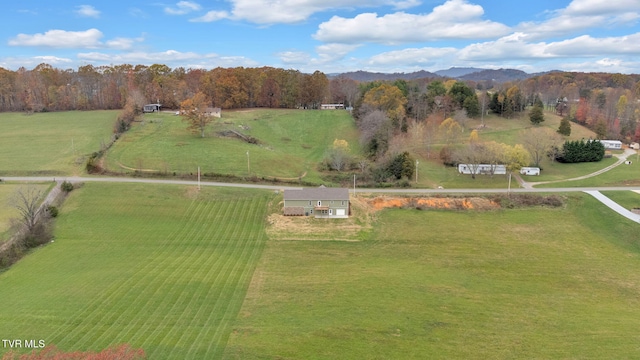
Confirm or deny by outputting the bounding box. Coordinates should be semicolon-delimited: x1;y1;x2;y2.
283;186;350;218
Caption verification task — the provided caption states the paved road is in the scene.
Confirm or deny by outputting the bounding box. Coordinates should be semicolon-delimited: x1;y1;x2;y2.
3;176;640;223
3;175;640;194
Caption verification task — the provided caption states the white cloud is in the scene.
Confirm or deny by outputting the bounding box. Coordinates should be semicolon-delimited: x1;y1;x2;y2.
105;37;145;50
165;1;202;15
196;0;423;25
516;0;640;40
563;0;640;16
458;32;640;62
314;0;510;44
315;43;361;62
190;10;230;22
367;47;458;66
75;5;100;18
9;29;104;48
0;56;73;70
277;51;312;64
8;29;144;50
77;50;258;68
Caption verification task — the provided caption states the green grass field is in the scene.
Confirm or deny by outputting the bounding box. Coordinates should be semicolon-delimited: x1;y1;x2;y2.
0;111;116;175
535;157;640;187
103;109;361;184
0;183;274;359
224;193;640;359
600;190;640;210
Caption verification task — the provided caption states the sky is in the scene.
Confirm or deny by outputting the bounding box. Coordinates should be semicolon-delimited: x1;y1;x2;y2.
1;0;640;74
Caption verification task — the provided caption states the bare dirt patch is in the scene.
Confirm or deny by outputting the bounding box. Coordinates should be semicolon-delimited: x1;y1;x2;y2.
367;196;500;211
266;196;374;241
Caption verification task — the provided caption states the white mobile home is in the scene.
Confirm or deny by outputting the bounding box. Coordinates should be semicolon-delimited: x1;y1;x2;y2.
600;140;622;150
458;164;506;175
520;167;540;176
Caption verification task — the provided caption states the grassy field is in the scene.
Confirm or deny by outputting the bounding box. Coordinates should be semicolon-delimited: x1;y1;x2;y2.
224;193;640;359
0;111;116;175
601;190;640;210
103;109;361;184
535;157;640;187
0;182;274;359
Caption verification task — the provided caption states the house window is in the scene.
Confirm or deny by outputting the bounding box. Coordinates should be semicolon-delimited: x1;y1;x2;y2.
329;209;333;215
341;200;345;206
317;201;321;206
310;209;313;214
309;201;312;206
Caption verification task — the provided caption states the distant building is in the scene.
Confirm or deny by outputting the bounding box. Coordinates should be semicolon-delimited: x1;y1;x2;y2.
205;107;222;118
520;167;540;176
283;186;350;218
458;164;506;175
320;103;345;110
630;142;639;150
143;104;161;113
600;140;623;150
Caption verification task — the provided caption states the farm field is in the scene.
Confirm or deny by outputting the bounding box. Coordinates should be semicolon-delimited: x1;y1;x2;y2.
224;193;640;359
103;109;361;185
0;182;274;359
0;111;116;176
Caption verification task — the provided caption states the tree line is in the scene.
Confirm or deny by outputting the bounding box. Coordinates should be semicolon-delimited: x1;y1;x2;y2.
0;64;362;113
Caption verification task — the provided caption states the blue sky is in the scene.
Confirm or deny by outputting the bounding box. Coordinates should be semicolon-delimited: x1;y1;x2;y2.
2;0;640;74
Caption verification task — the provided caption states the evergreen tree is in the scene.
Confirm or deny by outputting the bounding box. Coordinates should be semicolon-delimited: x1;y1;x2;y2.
529;104;545;125
557;116;572;136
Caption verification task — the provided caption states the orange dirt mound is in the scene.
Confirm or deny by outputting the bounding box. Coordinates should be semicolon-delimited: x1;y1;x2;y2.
367;196;499;211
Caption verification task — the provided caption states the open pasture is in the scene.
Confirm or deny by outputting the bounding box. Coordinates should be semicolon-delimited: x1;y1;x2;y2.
224;193;640;359
0;111;116;175
0;182;273;359
103;109;360;184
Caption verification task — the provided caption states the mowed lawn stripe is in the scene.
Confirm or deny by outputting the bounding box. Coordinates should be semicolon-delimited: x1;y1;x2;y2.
177;198;261;359
48;197;209;347
174;197;267;358
121;200;230;346
0;183;272;359
195;198;268;359
148;199;244;356
82;199;222;350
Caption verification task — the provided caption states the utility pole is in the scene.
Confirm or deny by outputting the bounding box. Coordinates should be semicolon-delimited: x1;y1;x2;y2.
197;166;201;191
353;174;356;196
246;151;250;175
415;159;419;183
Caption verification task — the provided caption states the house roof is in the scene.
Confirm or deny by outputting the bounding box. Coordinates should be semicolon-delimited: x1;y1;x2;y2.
284;187;349;201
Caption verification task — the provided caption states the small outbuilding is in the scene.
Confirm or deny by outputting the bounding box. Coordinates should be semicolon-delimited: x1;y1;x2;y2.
630;142;639;150
143;103;161;113
283;186;350;218
320;103;345;110
520;167;540;176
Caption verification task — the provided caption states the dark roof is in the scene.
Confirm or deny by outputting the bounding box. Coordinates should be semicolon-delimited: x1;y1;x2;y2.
284;187;349;201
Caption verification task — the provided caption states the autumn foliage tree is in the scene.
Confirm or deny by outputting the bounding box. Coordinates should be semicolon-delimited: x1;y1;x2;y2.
180;92;215;138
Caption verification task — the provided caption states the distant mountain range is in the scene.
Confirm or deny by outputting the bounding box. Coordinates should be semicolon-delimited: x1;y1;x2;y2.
331;67;562;83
